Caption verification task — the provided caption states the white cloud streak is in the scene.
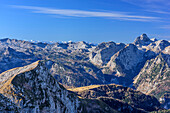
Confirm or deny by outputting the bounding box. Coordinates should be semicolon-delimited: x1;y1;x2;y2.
146;10;170;14
160;25;170;29
122;0;170;14
11;5;160;22
122;0;170;6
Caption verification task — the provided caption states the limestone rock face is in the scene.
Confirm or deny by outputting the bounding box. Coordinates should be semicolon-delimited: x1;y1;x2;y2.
150;38;158;42
163;46;170;55
0;61;80;113
133;54;170;109
89;41;125;66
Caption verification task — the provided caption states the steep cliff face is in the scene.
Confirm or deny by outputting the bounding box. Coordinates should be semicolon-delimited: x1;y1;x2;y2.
0;61;80;113
107;44;145;85
133;54;170;109
89;41;125;66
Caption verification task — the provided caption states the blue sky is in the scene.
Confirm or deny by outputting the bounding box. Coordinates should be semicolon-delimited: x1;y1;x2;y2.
0;0;170;43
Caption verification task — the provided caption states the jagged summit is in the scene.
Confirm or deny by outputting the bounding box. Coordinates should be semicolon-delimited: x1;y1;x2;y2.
0;38;10;42
134;34;152;46
140;33;149;40
151;38;158;42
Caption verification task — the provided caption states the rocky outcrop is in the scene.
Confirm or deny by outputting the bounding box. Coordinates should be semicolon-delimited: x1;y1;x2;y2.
0;93;19;112
150;38;158;42
68;41;93;50
89;41;125;66
163;46;170;55
146;40;170;53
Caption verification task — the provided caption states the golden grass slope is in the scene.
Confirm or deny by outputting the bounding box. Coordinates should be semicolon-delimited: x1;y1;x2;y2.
68;83;121;92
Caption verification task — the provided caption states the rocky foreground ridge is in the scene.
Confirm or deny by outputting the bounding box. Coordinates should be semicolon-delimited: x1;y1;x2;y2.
0;61;119;113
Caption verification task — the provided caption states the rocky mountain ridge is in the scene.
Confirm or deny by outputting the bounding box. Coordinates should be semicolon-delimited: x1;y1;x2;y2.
0;34;169;110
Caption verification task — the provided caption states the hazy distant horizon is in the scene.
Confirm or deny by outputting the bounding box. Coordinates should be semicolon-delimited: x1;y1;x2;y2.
0;33;166;45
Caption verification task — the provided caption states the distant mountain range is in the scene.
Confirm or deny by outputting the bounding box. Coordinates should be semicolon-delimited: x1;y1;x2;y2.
0;34;169;112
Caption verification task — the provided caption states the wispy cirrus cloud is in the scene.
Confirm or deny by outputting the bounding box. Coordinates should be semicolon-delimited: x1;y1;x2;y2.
122;0;170;14
10;5;160;22
122;0;170;8
121;0;170;30
146;10;170;15
160;25;170;29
